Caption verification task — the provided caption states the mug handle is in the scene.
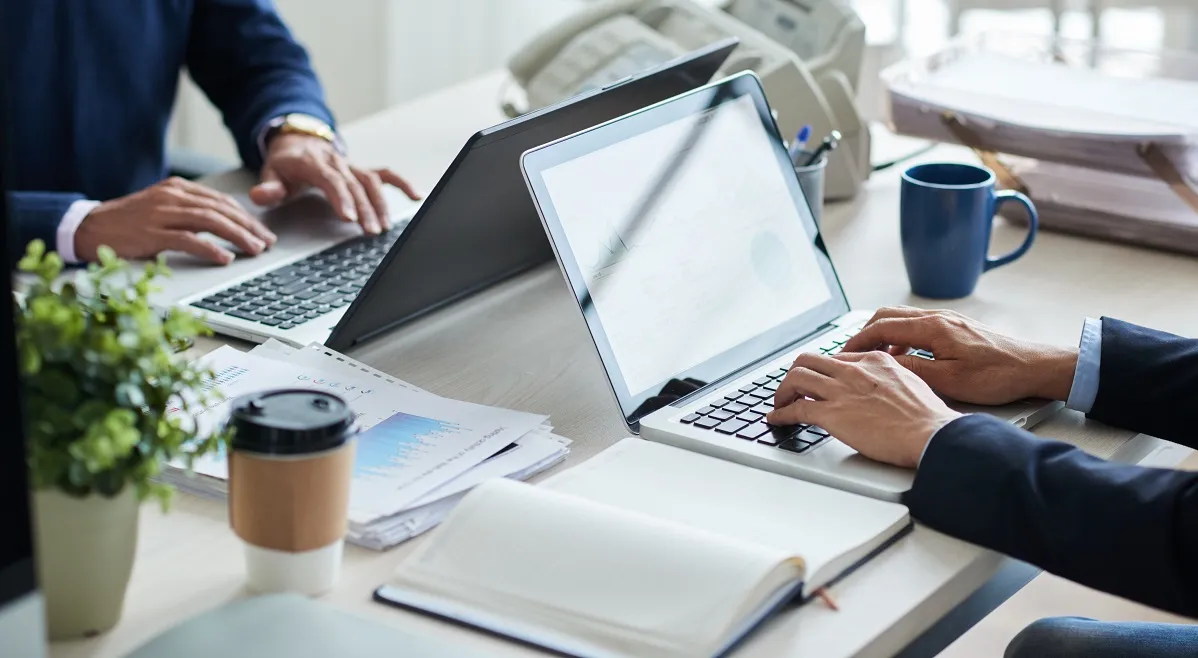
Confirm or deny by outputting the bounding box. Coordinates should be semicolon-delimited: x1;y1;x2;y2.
985;190;1039;272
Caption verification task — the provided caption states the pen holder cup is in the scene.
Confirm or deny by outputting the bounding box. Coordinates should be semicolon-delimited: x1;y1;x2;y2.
793;151;827;225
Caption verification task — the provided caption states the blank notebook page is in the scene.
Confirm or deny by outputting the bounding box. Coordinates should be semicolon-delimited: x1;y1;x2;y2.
393;478;795;657
541;438;909;591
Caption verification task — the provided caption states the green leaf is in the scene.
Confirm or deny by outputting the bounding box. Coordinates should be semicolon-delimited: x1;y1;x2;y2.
18;244;220;507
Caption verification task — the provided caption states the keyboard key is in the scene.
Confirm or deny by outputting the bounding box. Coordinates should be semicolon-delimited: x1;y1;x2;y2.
270;274;301;286
736;422;772;440
681;413;701;424
278;322;297;330
708;409;735;422
752;377;772;386
227;309;267;323
737;411;764;423
807;426;830;437
738;384;758;394
724;402;749;414
299;302;319;311
304;310;324;319
696;406;716;416
770;368;790;379
757;434;783;446
290;289;320;301
709;399;728;409
763;380;780;392
778;438;813;454
714;419;751;435
314;292;345;305
747;390;772;400
694;417;721;430
768;424;805;443
192;301;230;313
724;392;744;402
260;317;283;327
797;429;826;444
750;402;773;415
278;281;309;295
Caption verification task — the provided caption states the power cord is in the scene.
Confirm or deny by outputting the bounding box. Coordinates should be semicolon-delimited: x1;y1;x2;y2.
871;142;937;172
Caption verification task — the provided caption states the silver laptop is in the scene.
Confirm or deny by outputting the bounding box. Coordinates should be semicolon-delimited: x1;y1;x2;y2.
519;72;1062;502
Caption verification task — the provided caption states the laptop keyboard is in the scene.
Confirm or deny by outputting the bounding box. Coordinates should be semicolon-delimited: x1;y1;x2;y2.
189;225;405;330
680;325;876;455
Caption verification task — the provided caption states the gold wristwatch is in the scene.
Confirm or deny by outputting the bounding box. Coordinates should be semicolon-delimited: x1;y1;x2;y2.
264;113;345;154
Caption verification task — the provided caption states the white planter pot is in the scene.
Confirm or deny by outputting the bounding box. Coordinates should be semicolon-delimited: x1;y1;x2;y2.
32;486;140;640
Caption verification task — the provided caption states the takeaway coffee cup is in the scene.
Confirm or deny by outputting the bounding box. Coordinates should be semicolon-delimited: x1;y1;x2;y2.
226;389;357;596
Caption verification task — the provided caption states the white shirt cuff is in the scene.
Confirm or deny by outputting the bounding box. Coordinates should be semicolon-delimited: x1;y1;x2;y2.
56;200;102;264
1065;318;1103;414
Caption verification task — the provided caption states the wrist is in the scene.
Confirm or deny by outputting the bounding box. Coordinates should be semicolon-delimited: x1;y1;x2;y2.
913;411;964;469
265;132;336;158
1030;345;1080;401
262;114;343;157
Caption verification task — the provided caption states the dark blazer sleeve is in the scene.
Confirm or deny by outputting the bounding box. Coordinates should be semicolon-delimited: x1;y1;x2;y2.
1086;318;1198;447
6;191;86;264
905;414;1198;617
185;0;335;171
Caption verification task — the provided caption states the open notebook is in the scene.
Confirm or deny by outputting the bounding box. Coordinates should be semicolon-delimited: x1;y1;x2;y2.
375;438;911;658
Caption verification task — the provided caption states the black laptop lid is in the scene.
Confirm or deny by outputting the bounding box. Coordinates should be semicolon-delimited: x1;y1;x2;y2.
520;73;850;429
325;38;738;351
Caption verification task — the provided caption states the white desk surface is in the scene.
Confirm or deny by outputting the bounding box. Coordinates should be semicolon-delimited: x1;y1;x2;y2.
51;71;1198;658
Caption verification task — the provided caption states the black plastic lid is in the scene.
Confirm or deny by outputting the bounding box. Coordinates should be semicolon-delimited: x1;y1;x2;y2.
228;389;356;455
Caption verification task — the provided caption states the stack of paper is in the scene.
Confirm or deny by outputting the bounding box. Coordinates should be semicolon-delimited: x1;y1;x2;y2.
883;38;1198;179
163;341;570;550
882;35;1198;253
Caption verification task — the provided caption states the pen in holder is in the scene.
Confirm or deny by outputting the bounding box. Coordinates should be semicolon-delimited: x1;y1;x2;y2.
793;151;828;225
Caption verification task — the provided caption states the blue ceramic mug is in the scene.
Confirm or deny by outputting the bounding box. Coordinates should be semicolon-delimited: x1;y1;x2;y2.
900;163;1039;299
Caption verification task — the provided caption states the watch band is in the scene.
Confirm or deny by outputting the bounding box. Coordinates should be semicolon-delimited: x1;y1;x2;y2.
261;113;347;156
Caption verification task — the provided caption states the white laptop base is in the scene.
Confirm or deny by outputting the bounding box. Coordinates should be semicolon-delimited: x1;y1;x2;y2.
639;309;1063;502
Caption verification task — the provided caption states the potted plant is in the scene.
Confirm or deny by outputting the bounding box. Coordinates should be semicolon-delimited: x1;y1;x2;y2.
15;241;227;640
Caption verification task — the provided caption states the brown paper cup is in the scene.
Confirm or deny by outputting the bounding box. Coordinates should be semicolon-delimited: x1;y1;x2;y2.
228;441;355;595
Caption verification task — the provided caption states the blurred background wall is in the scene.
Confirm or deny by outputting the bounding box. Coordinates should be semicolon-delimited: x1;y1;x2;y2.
167;0;1198;164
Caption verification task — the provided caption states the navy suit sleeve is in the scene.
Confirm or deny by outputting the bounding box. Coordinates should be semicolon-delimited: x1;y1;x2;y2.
6;191;84;264
905;414;1198;617
1087;318;1198;447
185;0;335;171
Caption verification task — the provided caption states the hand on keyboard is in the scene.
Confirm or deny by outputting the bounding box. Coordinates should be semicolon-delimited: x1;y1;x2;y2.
768;351;961;469
841;306;1078;406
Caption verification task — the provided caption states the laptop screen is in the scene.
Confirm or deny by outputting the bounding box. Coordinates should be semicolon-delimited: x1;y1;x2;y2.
522;73;849;427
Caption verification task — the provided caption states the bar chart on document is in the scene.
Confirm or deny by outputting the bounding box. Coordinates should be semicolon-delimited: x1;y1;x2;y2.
354;413;463;479
348;406;540;523
179;347;547;516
